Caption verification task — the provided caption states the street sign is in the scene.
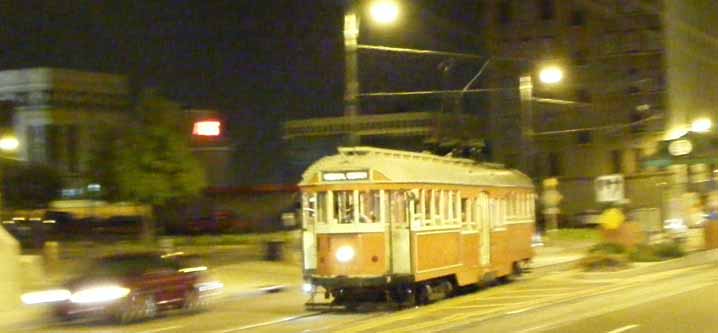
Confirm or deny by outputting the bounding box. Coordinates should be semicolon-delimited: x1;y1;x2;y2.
595;174;624;203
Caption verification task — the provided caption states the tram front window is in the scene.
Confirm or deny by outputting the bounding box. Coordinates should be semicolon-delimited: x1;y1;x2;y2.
332;190;381;224
334;191;356;224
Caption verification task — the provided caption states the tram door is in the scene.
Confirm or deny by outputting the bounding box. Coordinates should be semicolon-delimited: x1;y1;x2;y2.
478;192;491;267
390;191;411;274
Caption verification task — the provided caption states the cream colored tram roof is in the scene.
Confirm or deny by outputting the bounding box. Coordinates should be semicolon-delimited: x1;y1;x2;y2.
300;146;533;188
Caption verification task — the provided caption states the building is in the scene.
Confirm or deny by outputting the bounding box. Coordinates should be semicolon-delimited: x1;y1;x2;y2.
0;67;130;191
0;68;236;196
480;0;668;217
282;110;486;183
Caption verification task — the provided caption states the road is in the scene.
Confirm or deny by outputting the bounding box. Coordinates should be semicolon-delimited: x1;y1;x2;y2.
21;263;718;333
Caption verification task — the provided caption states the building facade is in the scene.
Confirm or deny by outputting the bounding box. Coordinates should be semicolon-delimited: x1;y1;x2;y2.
0;68;130;191
480;0;668;217
282;111;487;183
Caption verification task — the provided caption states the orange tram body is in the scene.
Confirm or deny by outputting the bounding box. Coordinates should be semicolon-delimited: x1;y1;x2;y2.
300;147;536;307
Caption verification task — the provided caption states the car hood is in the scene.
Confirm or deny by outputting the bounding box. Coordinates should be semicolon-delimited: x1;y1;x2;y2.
64;275;129;292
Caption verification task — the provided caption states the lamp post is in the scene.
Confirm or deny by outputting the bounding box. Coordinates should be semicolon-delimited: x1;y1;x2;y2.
343;0;399;146
519;66;563;176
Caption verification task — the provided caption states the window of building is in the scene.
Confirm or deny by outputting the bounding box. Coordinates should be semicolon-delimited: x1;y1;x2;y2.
569;10;586;26
498;0;512;25
573;50;588;66
576;88;591;102
548;152;561;177
577;131;592;145
611;150;623;173
68;125;79;173
538;0;555;20
633;148;643;172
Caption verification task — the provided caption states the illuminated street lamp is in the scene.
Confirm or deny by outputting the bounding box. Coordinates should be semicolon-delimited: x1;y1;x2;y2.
368;0;400;25
520;66;564;176
538;66;563;84
0;136;19;152
344;0;400;146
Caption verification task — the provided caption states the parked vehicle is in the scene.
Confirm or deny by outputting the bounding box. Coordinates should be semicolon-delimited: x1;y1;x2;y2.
21;252;223;323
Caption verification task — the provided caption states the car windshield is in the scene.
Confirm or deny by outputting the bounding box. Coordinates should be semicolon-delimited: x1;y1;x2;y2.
84;255;173;277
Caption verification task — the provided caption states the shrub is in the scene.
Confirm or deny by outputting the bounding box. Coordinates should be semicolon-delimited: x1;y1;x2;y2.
627;244;660;262
588;242;626;255
628;241;685;262
579;254;629;271
653;241;684;259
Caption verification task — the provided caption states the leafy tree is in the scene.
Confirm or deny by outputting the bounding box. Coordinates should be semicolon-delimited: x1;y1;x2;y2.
89;89;207;241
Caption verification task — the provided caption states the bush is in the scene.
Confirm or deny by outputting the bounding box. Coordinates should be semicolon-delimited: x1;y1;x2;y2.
579;254;629;271
627;244;660;262
653;241;684;259
627;242;685;262
588;242;626;255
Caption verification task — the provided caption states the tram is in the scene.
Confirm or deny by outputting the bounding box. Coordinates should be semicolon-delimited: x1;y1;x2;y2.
300;147;535;307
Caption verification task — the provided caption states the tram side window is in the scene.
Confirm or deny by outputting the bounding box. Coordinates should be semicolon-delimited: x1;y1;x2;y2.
302;193;315;226
358;190;381;223
316;192;328;224
461;197;477;231
389;191;407;226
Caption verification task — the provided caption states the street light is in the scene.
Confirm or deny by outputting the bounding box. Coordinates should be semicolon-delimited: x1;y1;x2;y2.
0;136;19;152
344;0;401;146
368;1;400;25
519;66;564;176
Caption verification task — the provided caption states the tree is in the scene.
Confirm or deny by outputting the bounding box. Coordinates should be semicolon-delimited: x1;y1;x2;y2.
2;163;63;210
89;89;207;241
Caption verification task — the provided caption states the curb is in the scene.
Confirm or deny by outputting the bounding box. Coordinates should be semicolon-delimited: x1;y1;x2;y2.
574;248;718;280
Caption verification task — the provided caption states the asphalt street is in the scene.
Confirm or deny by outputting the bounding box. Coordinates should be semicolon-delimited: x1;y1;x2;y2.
20;253;718;333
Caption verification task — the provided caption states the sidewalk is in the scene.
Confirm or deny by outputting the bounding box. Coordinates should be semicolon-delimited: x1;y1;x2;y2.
530;238;595;271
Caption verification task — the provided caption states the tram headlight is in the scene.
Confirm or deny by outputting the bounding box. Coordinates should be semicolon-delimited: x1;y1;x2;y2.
335;246;355;263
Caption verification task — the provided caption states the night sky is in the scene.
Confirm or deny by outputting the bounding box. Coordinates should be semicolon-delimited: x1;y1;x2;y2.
0;0;486;185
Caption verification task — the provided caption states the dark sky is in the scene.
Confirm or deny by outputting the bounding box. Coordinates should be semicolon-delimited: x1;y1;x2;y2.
0;0;486;184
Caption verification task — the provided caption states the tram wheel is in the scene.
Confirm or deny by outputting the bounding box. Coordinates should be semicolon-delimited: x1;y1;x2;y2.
415;283;431;305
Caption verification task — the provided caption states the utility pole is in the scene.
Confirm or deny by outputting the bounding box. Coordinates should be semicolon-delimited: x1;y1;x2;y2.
519;75;533;176
344;1;360;146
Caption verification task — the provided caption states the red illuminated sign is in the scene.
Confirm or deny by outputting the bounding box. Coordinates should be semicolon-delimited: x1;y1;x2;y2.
193;120;221;136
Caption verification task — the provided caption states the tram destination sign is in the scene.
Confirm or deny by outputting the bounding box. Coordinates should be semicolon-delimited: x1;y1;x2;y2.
322;170;369;182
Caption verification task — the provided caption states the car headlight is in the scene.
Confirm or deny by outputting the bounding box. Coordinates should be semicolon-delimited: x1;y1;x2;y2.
335;246;355;263
70;285;131;304
21;289;71;305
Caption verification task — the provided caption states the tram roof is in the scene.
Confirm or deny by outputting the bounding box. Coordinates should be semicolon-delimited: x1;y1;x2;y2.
299;146;533;188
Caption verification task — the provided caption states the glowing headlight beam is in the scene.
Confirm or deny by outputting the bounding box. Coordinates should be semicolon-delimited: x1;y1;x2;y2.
21;289;71;305
70;286;130;304
335;246;356;263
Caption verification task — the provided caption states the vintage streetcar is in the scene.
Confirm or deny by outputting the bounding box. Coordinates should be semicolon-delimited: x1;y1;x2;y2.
300;147;535;308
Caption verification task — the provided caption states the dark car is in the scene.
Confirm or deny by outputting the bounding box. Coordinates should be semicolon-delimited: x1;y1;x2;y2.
22;252;223;323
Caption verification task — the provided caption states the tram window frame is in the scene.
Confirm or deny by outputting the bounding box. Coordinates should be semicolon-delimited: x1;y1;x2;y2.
316;192;328;224
333;190;356;224
421;189;429;224
302;193;315;226
358;190;381;223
